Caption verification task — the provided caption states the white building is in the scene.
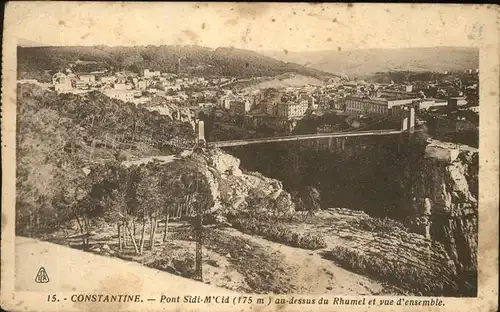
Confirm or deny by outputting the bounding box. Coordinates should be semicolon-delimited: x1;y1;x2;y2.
143;69;161;78
418;99;448;110
448;96;468;107
102;90;135;102
277;101;308;118
52;72;73;92
219;94;236;109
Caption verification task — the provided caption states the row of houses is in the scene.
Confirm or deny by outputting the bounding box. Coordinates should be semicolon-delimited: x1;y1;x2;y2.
52;67;233;94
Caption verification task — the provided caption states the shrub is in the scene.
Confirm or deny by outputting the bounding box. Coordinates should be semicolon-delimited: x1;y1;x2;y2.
330;246;458;296
300;232;328;249
231;216;327;250
357;217;408;234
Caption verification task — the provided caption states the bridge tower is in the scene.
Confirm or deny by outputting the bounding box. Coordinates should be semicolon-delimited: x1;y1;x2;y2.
400;106;416;137
196;120;206;146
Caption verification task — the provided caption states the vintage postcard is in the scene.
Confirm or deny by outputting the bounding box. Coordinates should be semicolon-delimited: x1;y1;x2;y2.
1;2;498;312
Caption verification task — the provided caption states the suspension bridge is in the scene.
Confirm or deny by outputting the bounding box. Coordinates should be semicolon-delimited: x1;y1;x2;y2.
198;107;416;148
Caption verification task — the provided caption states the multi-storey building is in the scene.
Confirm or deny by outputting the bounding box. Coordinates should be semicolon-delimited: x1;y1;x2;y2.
345;96;389;114
277;101;308;118
102;90;135;102
219;94;236;110
346;95;419;115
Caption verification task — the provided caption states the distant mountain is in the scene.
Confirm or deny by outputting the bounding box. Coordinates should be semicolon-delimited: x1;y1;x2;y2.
17;45;334;82
262;47;479;78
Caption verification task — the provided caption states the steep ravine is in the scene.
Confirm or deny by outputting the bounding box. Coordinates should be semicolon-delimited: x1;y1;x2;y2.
222;136;478;294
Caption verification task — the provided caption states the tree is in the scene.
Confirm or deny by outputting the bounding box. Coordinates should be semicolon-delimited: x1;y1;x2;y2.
52;163;96;249
301;185;321;216
15;82;200;250
174;166;215;282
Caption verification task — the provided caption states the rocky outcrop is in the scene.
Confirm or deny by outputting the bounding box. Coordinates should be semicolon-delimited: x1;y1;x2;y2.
407;140;478;281
188;149;295;217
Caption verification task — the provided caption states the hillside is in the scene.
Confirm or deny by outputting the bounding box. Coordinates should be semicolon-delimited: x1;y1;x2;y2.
15;83;196;235
17;45;333;82
262;47;479;78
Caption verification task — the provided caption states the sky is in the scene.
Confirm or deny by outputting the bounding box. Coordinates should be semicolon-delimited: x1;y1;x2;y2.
5;2;496;52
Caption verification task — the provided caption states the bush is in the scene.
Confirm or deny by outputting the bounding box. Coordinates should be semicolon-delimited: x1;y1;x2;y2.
330;246;458;296
231;216;327;250
357;217;408;234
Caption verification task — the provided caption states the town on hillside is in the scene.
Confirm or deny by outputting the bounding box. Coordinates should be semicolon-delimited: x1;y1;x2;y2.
19;61;479;147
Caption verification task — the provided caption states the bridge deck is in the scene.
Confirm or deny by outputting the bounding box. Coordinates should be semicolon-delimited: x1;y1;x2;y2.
208;129;404;148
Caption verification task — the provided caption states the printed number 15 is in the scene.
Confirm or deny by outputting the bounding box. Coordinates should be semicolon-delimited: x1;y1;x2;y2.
47;294;57;302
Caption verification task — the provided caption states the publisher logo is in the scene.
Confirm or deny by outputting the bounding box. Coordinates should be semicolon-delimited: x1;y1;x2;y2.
35;267;50;283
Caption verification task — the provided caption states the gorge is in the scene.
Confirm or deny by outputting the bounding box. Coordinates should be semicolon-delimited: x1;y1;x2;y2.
219;134;478;295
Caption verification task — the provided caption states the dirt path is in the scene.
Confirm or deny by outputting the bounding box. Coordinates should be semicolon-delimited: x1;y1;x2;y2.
39;219;388;296
218;227;384;295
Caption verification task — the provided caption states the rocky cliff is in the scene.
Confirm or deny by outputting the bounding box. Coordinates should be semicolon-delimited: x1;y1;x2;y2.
405;139;478;290
187;148;295;218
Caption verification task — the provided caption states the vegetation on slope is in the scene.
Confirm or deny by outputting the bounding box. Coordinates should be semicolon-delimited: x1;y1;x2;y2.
231;215;327;250
16;83;197;239
17;45;332;82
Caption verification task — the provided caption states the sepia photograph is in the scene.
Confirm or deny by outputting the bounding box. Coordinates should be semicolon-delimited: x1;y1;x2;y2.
1;2;498;312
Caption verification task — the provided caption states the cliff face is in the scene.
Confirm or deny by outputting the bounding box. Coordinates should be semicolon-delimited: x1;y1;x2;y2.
407;140;478;278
